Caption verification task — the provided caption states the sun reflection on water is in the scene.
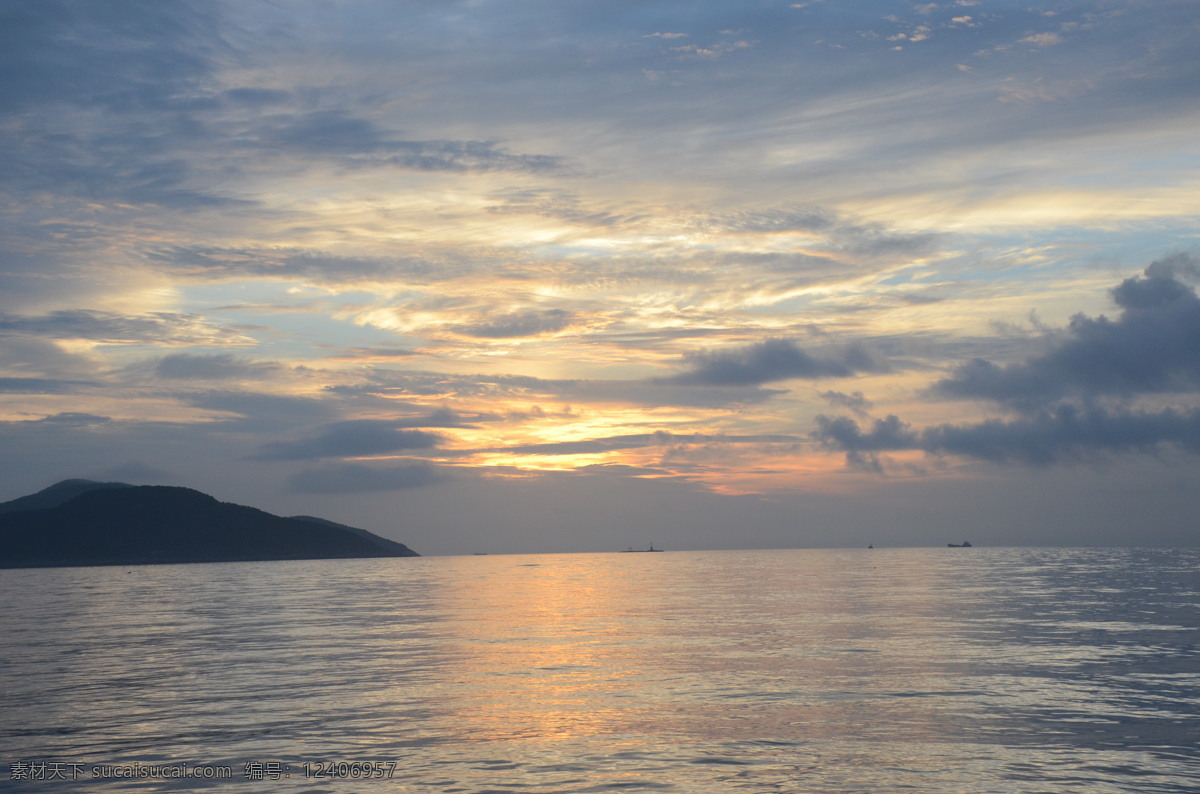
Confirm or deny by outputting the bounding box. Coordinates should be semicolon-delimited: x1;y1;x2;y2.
430;554;664;745
422;550;987;753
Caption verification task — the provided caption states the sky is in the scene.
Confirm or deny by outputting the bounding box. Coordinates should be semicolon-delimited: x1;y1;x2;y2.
2;0;1199;555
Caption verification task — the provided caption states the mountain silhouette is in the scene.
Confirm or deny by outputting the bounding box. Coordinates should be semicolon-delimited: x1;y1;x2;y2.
0;480;418;568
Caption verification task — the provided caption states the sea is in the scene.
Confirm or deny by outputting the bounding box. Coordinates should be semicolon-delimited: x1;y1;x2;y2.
1;547;1198;793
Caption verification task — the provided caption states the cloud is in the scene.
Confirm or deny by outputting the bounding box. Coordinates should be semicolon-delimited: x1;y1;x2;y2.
260;111;565;173
184;393;464;438
492;431;799;457
0;0;241;209
932;255;1200;409
454;309;575;339
695;207;936;262
707;206;834;234
922;404;1200;465
813;414;919;453
1;4;562;212
831;221;938;260
1017;32;1062;48
0;0;218;113
222;87;291;107
819;390;873;416
152;246;474;286
567;379;787;409
665;339;890;386
328;369;785;410
252;420;442;461
5;141;239;208
374;139;565;173
816;405;1200;468
0;310;255;346
286;461;445;493
0;377;97;394
485;188;633;227
815;256;1200;470
669;39;755;61
181;390;334;428
327;347;419;361
155;353;280;380
378;408;471;429
0;336;100;379
25;412;112;428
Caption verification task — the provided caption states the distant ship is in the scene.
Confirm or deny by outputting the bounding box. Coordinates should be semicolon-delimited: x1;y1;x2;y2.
622;544;664;552
947;541;973;548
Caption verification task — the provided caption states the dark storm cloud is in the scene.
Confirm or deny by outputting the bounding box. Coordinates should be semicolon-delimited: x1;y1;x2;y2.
0;310;253;345
932;255;1200;409
252;420;442;461
455;309;575;339
286;461;445;494
665;339;890;387
155;354;280;380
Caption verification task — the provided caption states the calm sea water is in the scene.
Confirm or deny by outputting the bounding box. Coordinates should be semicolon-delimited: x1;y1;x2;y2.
1;547;1198;792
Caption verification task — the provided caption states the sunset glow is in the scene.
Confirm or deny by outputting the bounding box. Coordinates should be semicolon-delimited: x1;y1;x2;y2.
3;0;1199;553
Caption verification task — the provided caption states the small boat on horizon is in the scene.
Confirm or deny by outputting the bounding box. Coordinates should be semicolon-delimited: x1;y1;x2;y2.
947;541;973;548
621;544;664;552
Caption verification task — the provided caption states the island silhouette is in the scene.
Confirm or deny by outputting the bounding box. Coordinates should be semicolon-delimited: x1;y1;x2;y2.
0;479;418;568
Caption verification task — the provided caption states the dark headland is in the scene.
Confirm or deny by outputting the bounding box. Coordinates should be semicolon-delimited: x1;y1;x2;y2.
0;479;419;569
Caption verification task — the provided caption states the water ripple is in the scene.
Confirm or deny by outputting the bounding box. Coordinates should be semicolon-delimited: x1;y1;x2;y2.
1;548;1198;792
